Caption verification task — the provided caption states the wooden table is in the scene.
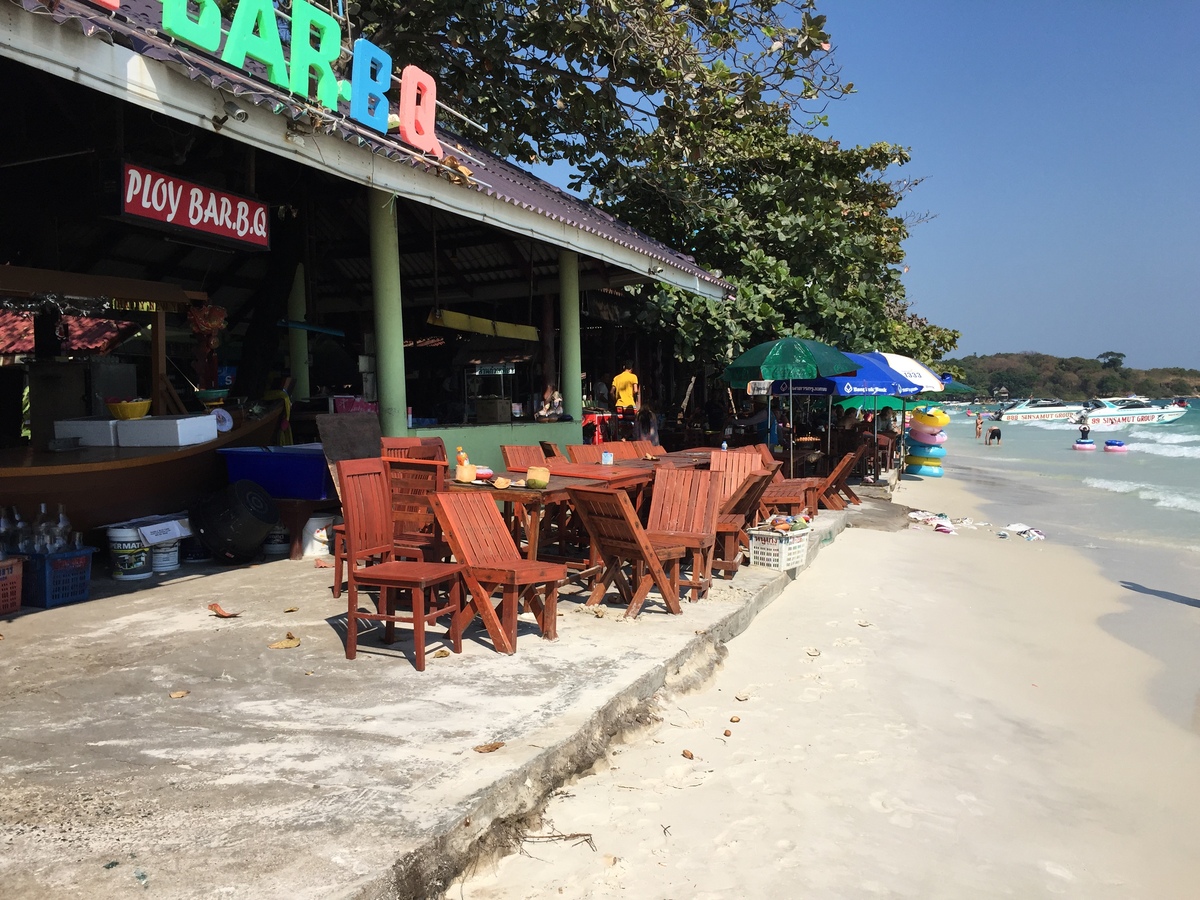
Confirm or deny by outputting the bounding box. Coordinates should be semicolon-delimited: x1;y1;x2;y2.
508;460;655;519
448;470;602;562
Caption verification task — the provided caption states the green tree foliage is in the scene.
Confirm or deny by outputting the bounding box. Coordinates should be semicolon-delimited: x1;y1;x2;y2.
946;352;1200;400
1098;350;1125;370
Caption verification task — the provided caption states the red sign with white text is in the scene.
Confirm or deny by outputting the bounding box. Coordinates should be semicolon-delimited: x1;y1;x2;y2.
121;163;270;250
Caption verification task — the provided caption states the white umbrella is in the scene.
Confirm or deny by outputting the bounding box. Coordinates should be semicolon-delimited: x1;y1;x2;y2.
863;352;945;393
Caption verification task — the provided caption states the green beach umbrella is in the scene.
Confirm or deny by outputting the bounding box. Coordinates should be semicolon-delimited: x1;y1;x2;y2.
723;337;858;389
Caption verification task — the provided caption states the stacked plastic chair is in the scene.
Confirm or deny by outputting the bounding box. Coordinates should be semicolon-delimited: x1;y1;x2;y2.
905;406;949;477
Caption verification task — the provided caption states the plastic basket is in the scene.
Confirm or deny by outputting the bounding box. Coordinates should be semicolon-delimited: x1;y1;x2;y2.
22;548;96;609
0;557;23;615
748;528;810;571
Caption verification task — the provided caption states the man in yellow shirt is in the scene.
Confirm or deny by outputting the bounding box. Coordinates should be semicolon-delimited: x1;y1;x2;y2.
611;361;639;439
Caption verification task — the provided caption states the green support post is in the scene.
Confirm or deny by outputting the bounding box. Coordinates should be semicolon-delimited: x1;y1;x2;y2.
369;189;407;435
558;250;582;421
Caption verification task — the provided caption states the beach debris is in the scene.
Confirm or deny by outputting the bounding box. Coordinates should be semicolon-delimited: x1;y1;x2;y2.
207;603;241;618
134;869;149;887
432;649;451;659
103;860;120;870
857;620;871;627
168;690;190;699
1006;523;1046;540
283;606;299;613
474;741;505;753
268;632;301;649
313;558;333;568
997;531;1009;539
681;749;694;759
724;729;732;737
735;693;750;701
730;716;741;723
805;647;821;657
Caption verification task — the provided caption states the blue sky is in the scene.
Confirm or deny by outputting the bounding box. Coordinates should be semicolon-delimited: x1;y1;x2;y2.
817;2;1200;369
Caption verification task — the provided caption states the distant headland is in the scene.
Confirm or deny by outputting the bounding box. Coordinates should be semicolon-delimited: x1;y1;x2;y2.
943;352;1200;401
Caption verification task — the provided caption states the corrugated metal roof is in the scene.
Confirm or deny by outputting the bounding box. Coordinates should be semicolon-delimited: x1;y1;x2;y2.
12;0;731;296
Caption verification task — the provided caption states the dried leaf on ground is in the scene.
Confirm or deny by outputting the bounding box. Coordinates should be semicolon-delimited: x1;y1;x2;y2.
313;558;333;568
431;649;451;659
283;607;299;613
805;647;821;657
168;690;190;699
735;693;749;701
268;632;301;649
474;741;505;753
207;603;241;618
857;620;871;627
681;749;694;760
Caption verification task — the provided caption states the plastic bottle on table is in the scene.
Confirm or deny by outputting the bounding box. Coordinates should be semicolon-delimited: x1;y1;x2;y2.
455;446;469;466
721;441;728;451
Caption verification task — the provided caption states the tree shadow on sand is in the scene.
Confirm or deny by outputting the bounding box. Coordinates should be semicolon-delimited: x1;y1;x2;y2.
1120;581;1200;610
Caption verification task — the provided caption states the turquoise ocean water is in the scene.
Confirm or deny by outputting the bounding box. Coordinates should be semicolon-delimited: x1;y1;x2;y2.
908;400;1200;731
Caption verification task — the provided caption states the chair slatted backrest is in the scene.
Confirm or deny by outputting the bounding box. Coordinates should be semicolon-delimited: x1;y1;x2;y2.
336;458;394;561
429;492;522;567
501;444;547;469
754;444;785;483
630;440;653;458
383;457;447;541
609;442;639;460
720;463;780;519
710;450;761;508
566;485;657;561
647;467;718;536
381;436;448;461
816;447;864;494
568;444;605;464
540;441;566;459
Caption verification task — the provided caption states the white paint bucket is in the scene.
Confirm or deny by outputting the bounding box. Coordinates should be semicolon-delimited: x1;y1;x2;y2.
151;540;181;573
262;524;291;555
301;516;337;558
107;526;152;581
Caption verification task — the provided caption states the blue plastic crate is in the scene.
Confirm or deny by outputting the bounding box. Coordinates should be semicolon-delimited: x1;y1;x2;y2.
218;446;334;500
22;548;96;609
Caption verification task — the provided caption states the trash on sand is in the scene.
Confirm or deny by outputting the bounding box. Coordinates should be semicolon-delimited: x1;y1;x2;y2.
313;558;333;569
997;531;1009;539
134;869;148;887
730;716;741;723
681;749;694;760
268;632;301;649
735;693;750;701
207;603;241;618
283;607;299;613
1006;523;1046;540
168;690;190;699
805;647;821;657
857;620;871;627
474;741;505;753
432;649;451;659
103;861;120;870
723;729;732;737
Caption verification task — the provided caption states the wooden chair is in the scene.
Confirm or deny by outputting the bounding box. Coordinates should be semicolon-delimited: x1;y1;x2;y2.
566;485;685;618
336;458;465;670
645;467;718;602
710;449;762;509
540;440;567;459
568;444;604;464
609;442;639;460
501;444;548;469
712;463;780;579
763;446;865;516
381;436;448;461
631;441;669;458
428;491;565;654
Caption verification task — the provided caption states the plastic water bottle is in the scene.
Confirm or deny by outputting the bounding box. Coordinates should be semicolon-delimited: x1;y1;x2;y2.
721;441;728;451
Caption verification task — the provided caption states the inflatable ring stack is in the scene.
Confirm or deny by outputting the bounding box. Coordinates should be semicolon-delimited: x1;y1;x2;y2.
905;406;950;478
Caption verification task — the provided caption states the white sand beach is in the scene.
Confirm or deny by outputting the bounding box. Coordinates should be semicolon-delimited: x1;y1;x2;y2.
459;474;1200;898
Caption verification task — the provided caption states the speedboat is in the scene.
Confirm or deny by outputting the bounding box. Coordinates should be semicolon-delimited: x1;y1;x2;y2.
991;398;1085;422
1074;396;1189;427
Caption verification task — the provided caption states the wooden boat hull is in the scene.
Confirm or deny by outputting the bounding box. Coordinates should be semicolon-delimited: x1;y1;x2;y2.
0;408;282;536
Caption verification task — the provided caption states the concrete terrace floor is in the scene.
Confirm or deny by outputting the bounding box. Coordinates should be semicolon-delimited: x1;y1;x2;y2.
0;486;906;899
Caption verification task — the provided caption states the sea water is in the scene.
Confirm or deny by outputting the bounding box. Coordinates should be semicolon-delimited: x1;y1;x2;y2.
917;402;1200;731
937;401;1200;555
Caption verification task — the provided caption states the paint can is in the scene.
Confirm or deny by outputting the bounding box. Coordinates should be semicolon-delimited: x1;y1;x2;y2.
107;526;152;581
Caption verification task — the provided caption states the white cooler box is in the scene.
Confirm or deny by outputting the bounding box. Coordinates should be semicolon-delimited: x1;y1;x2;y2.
54;417;120;447
116;415;218;447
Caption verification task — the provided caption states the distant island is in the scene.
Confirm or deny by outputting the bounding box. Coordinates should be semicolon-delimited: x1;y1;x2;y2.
943;352;1200;401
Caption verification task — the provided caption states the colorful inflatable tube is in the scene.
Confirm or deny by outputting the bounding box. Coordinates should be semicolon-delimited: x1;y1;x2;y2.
905;463;944;477
904;443;946;459
907;428;948;445
905;455;944;468
1073;440;1096;451
1104;440;1128;453
911;407;950;429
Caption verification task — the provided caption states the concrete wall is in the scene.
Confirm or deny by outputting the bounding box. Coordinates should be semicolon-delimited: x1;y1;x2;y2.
413;420;583;469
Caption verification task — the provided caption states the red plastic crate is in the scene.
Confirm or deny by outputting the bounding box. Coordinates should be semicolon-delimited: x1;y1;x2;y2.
0;557;22;615
21;548;96;609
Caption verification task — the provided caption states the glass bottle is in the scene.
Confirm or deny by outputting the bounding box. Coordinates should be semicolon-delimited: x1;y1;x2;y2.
0;506;13;554
55;504;71;552
34;502;55;551
14;510;33;554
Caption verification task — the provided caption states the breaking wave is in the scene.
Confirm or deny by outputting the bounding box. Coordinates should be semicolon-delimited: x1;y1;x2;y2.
1127;429;1200;444
1123;442;1200;459
1083;478;1200;514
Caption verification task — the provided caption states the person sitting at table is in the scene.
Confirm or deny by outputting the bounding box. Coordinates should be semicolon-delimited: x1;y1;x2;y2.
535;382;563;421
